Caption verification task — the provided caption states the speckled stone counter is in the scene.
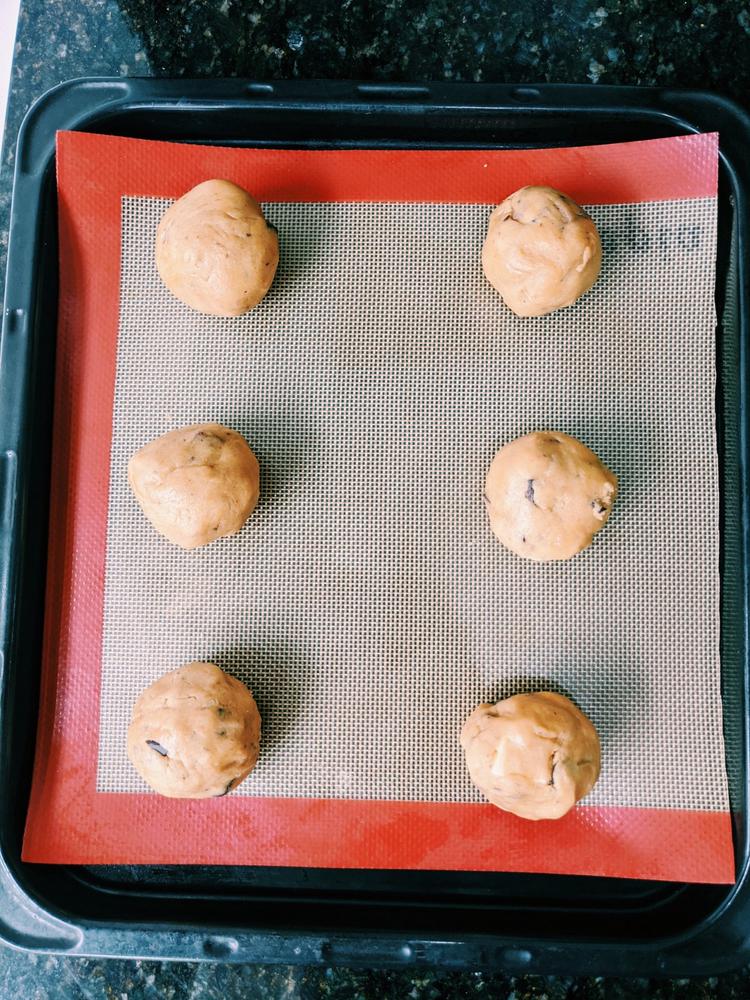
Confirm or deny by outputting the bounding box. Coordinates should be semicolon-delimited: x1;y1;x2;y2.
2;1;750;997
3;959;750;1000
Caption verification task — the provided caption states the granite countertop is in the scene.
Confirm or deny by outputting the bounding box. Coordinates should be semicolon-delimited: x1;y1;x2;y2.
2;1;750;997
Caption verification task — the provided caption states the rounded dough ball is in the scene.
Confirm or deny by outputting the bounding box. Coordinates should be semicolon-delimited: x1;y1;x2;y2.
461;692;601;820
128;422;260;549
482;185;601;317
127;662;261;798
485;431;617;561
155;178;279;316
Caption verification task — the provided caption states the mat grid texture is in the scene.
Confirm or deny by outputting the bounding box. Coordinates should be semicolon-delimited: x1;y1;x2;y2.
97;195;726;812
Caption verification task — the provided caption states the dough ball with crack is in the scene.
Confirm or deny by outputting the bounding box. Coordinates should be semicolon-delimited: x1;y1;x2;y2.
155;179;279;316
482;185;601;317
484;430;617;561
127;661;261;799
461;692;600;820
128;422;260;549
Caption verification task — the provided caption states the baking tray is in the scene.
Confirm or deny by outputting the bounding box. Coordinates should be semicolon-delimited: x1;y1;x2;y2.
1;78;749;974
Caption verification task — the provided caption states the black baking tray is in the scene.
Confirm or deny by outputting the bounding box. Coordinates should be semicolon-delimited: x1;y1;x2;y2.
1;79;749;974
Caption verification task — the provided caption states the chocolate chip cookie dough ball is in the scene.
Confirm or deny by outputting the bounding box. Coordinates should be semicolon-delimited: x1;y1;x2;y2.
155;179;279;316
461;692;601;820
482;186;601;317
128;423;260;549
127;662;261;798
484;431;617;561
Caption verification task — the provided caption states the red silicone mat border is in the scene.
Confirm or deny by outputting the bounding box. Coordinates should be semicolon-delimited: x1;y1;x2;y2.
22;130;734;883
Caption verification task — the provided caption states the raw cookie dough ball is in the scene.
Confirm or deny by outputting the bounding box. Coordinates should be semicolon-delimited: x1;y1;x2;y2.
482;185;602;317
461;692;601;820
128;422;260;549
127;661;261;798
485;431;617;561
155;178;279;316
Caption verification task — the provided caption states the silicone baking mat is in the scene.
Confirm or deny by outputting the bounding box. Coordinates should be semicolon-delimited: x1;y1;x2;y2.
23;129;734;882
